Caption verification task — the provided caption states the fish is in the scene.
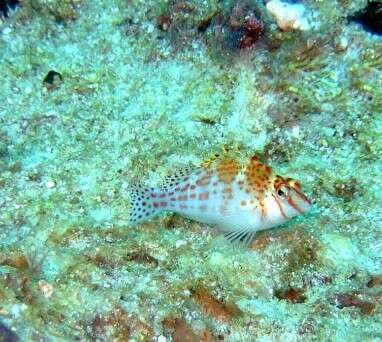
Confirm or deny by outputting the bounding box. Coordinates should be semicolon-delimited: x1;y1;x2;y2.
128;154;311;245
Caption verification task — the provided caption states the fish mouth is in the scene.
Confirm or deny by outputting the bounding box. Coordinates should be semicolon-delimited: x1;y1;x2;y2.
290;187;312;214
294;187;312;204
286;179;312;206
271;185;312;219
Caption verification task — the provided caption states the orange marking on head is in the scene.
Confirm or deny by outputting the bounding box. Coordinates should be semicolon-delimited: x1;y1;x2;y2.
287;178;302;190
273;176;285;190
287;197;303;214
272;194;287;219
294;187;311;206
245;157;274;197
251;155;259;162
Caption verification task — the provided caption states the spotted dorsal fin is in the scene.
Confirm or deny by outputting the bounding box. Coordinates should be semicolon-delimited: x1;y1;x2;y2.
161;167;194;192
201;144;244;169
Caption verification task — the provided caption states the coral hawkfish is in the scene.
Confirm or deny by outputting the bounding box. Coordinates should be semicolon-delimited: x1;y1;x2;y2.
129;154;311;244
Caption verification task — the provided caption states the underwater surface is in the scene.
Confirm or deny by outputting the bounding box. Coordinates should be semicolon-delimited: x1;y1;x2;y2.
0;0;381;341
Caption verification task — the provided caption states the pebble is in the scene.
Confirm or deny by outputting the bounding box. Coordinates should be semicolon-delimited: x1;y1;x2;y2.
46;180;56;189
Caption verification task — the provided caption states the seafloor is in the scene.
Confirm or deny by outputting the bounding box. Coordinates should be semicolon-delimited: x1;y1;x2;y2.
0;0;381;341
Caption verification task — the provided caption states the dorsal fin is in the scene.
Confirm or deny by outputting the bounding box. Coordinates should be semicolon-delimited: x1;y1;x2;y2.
160;146;245;191
161;166;194;192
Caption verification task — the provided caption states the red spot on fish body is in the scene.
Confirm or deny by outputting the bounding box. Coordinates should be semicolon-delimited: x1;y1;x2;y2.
198;192;210;201
196;175;211;186
181;183;190;192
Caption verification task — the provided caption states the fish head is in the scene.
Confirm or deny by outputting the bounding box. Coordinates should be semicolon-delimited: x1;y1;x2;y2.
270;176;312;220
245;156;311;226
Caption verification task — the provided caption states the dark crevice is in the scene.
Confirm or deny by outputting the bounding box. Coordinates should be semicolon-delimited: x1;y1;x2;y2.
350;1;382;35
0;0;20;17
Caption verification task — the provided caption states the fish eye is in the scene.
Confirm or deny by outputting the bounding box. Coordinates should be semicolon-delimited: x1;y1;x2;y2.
276;185;290;199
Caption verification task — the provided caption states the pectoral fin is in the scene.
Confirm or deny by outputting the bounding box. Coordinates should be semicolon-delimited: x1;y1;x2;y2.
223;229;257;247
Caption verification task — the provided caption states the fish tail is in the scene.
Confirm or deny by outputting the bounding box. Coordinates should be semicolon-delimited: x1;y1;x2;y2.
128;185;164;225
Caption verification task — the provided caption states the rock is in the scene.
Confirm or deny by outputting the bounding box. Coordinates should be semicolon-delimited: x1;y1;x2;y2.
266;0;312;31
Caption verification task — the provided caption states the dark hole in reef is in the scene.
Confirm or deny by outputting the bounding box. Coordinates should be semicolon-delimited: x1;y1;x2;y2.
0;320;18;342
43;70;63;85
0;0;20;17
350;1;382;35
198;14;214;33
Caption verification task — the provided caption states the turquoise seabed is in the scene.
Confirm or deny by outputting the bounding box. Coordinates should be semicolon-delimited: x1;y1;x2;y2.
0;0;381;340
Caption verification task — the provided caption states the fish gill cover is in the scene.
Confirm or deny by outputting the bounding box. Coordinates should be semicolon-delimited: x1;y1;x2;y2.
0;0;381;341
